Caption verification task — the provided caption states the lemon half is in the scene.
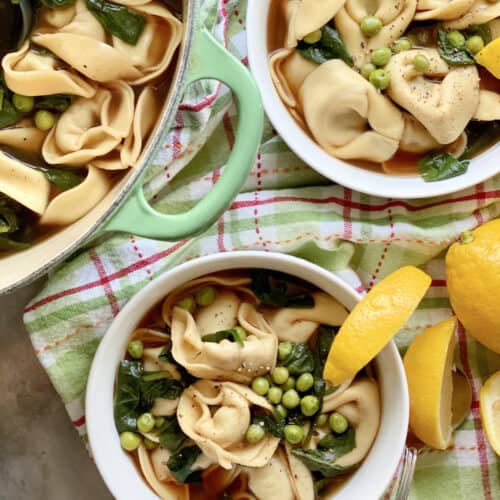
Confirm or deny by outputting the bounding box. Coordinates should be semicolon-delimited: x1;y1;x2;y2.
480;370;500;456
403;317;457;450
323;266;431;385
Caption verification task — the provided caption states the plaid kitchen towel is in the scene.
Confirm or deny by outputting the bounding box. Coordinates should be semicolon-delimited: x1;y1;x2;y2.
23;0;500;498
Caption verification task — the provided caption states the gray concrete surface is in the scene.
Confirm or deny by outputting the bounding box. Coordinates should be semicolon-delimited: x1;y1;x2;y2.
0;281;112;500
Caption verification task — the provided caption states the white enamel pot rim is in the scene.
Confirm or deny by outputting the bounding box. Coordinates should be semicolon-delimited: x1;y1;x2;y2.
246;0;500;200
86;251;409;500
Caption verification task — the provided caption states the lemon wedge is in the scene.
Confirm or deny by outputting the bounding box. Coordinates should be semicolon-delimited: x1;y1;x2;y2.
403;317;457;449
480;370;500;456
452;369;472;429
476;37;500;79
323;266;431;385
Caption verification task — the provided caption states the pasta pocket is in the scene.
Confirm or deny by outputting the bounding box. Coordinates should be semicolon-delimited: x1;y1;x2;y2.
335;0;417;65
445;0;500;28
177;380;280;469
415;0;475;21
2;42;96;98
33;0;182;85
386;49;479;144
299;60;405;162
42;81;135;166
171;302;278;383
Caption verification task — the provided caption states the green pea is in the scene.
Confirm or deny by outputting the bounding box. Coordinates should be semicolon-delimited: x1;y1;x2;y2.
176;296;195;313
371;47;392;67
329;412;349;434
12;94;34;112
127;340;144;359
144;438;158;450
194;286;216;306
282;376;296;391
274;404;288;419
316;414;328;426
34;110;56;131
282;389;300;409
361;63;376;79
252;376;270;396
271;366;289;385
392;37;412;53
369;69;390;90
360;16;383;38
296;373;314;392
154;417;165;429
447;30;465;48
466;35;484;54
300;395;320;417
284;424;304;445
413;54;430;72
232;326;247;343
303;29;322;44
120;431;141;451
137;413;155;433
246;423;265;443
278;341;293;361
267;386;283;405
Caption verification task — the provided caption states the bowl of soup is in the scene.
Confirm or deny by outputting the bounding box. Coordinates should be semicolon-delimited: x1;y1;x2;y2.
0;0;263;294
86;251;409;500
247;0;500;199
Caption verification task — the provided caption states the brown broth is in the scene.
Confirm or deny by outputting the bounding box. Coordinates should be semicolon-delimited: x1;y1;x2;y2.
267;0;289;53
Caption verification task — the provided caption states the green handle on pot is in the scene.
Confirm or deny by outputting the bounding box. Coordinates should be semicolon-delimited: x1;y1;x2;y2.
104;28;263;240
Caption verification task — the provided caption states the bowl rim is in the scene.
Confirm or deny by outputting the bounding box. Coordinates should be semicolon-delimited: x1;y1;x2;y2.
246;0;500;200
86;251;409;500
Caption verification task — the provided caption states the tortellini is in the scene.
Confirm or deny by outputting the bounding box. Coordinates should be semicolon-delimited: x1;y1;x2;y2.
245;446;314;500
42;81;135;167
284;0;347;47
335;0;417;66
320;378;380;467
2;42;97;98
264;292;348;343
33;0;183;85
171;301;278;383
177;380;280;469
386;49;479;144
415;0;475;21
299;60;405;162
0;120;47;153
474;90;500;121
445;0;500;29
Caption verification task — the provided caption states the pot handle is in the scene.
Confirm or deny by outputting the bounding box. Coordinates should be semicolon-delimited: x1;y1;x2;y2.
103;27;263;240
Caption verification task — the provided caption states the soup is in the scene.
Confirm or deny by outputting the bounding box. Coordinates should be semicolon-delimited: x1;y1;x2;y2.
0;0;182;252
267;0;500;179
114;270;381;499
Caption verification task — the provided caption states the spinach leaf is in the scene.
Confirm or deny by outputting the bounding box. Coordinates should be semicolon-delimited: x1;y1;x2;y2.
114;360;143;433
167;445;203;483
86;0;145;45
0;235;29;250
464;24;491;44
292;448;356;478
0;98;22;128
418;151;469;182
35;94;73;112
41;167;83;191
158;339;174;363
437;26;475;65
317;326;336;366
202;327;246;346
157;416;187;451
281;343;315;375
462;120;500;159
251;411;285;438
318;427;356;456
251;270;314;308
41;0;76;7
140;372;183;407
0;205;18;234
298;25;353;67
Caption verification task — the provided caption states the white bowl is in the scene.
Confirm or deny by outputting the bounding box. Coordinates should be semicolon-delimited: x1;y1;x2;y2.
86;251;409;499
246;0;500;199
